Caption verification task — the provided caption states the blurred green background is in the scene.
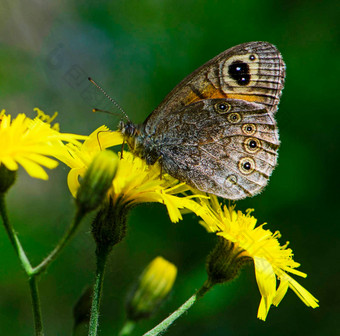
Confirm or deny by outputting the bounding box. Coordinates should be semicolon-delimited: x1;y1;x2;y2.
0;0;338;335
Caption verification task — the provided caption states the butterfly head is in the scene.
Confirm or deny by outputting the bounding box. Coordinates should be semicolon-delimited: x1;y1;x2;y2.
119;120;145;156
119;120;139;138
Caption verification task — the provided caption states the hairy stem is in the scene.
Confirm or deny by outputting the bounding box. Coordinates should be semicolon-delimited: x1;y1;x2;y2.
0;193;44;335
29;276;44;336
143;282;212;336
0;193;32;273
88;245;110;336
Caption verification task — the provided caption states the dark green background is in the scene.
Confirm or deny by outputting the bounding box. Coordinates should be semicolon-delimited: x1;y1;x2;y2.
0;0;338;335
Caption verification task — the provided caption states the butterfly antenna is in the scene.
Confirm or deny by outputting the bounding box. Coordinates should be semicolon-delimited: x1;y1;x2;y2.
88;77;130;121
92;108;122;118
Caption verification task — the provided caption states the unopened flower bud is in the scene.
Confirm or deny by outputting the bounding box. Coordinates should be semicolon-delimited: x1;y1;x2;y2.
126;257;177;321
76;150;118;213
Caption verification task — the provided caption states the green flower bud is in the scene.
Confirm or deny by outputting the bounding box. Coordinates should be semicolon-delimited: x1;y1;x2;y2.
127;257;177;321
76;150;118;213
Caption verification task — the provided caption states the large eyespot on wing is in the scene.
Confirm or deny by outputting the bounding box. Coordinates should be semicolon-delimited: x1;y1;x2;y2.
207;41;286;114
144;41;285;133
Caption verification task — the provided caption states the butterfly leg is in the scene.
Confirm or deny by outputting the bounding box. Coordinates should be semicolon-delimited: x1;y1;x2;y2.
120;140;125;159
158;155;164;180
159;162;163;180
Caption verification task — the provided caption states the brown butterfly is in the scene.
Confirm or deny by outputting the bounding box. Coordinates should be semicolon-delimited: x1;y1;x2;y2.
120;41;285;199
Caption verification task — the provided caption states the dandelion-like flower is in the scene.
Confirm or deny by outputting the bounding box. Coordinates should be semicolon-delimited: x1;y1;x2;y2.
200;195;319;321
60;126;204;223
0;109;86;180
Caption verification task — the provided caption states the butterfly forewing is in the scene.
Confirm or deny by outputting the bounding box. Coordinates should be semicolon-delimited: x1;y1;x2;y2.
144;41;285;133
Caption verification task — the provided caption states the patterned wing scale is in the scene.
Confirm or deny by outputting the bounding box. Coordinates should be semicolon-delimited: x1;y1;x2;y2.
208;41;285;113
151;99;280;199
144;42;285;134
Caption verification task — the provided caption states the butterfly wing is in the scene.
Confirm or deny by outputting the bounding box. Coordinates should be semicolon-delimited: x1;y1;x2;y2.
137;41;285;199
144;41;285;134
149;98;279;199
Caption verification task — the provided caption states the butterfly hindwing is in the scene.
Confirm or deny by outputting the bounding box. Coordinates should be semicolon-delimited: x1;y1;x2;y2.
148;98;279;199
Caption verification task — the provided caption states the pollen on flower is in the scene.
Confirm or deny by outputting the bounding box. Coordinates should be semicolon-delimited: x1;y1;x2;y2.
34;108;59;131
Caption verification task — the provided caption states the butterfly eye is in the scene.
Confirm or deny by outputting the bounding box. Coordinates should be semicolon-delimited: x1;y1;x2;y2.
244;137;261;153
227;112;242;123
242;123;256;135
214;102;231;114
238;157;255;175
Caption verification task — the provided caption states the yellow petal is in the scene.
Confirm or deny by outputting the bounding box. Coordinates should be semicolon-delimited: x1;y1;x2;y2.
67;167;85;197
1;157;19;171
84;128;123;151
16;157;49;180
281;272;319;308
272;278;289;306
25;153;59;169
254;256;276;321
162;195;183;223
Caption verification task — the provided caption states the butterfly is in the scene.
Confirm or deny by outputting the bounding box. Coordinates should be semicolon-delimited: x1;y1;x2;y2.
119;41;285;200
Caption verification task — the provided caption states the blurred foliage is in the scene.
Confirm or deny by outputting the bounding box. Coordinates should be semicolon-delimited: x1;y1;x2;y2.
0;0;338;335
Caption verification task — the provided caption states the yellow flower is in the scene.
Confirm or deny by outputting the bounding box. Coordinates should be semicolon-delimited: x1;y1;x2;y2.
200;195;319;321
0;109;86;180
127;256;177;321
59;126;204;222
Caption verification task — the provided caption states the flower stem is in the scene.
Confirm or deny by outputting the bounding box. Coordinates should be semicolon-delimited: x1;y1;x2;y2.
118;320;136;336
29;276;44;336
143;281;212;336
32;208;85;276
0;193;33;274
0;193;44;335
88;245;110;336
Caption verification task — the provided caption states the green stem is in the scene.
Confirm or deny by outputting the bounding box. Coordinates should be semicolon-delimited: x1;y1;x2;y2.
118;320;136;336
0;193;33;273
88;246;110;336
0;193;44;335
143;282;212;336
29;276;44;336
32;208;85;275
